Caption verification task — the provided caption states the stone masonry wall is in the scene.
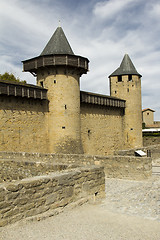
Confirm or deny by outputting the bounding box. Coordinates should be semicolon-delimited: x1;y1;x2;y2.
143;136;160;147
0;166;105;227
114;144;160;160
110;75;142;149
80;103;125;155
37;68;83;154
0;152;152;180
0;95;49;153
0;159;77;183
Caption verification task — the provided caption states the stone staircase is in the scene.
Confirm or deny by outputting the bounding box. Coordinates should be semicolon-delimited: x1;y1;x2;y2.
152;159;160;175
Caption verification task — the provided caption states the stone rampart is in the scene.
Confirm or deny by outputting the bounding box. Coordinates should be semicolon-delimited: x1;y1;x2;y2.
0;94;49;153
80;103;125;155
0;165;105;227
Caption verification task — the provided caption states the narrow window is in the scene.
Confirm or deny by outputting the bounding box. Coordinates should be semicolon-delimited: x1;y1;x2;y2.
118;76;122;82
65;105;67;109
128;75;132;81
54;80;56;84
127;88;129;92
40;81;44;87
88;130;91;138
147;113;149;115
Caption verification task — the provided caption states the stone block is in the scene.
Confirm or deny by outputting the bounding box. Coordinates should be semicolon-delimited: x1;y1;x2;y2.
25;206;49;218
65;186;74;198
14;197;29;206
24;188;36;195
46;193;57;205
0;201;10;210
0;219;8;227
0;194;5;202
6;184;22;192
35;198;46;208
23;180;43;189
8;213;24;225
58;174;73;186
6;192;19;201
19;203;35;212
42;187;54;196
3;207;19;218
0;207;12;215
31;192;44;199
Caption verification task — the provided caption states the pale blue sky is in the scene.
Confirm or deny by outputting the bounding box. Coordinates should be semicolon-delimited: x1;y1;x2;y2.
0;0;160;119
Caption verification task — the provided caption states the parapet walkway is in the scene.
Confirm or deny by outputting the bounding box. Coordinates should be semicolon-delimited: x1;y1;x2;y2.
0;176;160;240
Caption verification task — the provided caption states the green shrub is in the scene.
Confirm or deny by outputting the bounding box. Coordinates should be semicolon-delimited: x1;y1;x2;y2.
143;132;160;137
0;72;26;84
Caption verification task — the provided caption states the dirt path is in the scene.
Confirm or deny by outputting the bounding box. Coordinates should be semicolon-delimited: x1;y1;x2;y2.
0;176;160;240
0;203;160;240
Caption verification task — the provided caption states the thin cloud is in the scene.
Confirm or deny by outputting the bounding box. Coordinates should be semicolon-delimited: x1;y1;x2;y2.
93;0;136;20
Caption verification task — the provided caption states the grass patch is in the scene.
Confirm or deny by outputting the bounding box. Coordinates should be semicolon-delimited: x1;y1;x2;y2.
143;132;160;137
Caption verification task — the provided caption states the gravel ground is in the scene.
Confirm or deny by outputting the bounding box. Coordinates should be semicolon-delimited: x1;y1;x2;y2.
0;175;160;240
103;176;160;221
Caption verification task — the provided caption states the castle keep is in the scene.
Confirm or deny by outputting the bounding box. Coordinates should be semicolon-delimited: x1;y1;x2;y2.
0;26;142;155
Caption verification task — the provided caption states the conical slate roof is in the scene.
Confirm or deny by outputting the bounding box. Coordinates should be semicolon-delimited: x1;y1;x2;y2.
40;27;74;56
109;54;142;77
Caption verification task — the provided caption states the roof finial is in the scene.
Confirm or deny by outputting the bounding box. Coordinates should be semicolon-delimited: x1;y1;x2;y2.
59;20;61;27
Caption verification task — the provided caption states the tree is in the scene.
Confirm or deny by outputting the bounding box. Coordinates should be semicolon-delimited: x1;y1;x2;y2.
0;72;26;84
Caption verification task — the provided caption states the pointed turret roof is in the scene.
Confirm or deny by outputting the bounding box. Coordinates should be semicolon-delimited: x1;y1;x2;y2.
40;27;74;56
109;54;142;77
23;26;89;75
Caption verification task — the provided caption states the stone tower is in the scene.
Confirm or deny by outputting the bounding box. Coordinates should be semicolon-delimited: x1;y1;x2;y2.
23;27;89;153
109;54;142;148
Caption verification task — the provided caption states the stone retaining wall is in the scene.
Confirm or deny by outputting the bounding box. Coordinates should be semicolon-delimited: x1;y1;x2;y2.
115;145;160;160
0;152;152;180
143;136;160;147
0;166;105;227
0;159;78;183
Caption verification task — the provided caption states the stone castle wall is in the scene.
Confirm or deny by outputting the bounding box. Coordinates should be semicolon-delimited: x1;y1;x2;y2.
0;95;49;153
0;76;142;156
80;103;125;155
0;83;127;155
